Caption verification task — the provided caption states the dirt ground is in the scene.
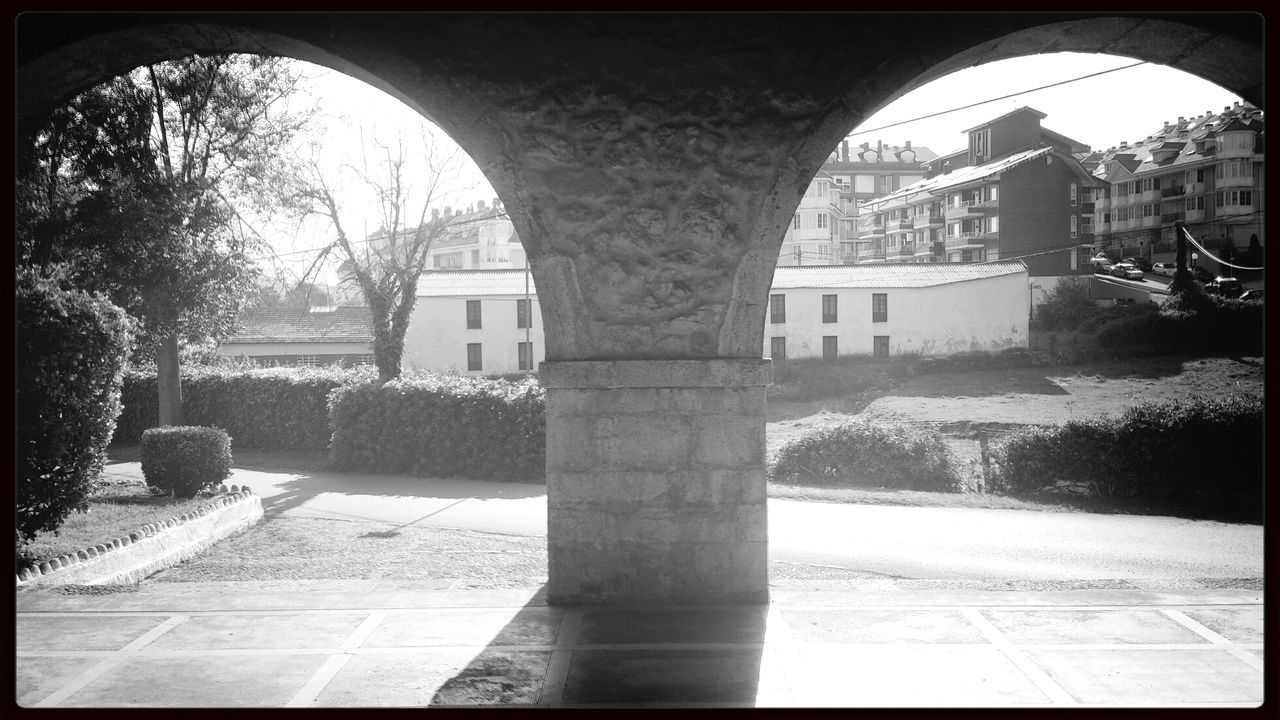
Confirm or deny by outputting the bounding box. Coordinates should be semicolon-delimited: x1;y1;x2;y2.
766;355;1265;460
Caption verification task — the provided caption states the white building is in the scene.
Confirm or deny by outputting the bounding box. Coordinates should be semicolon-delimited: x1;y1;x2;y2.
777;171;842;266
423;199;526;271
402;262;1028;375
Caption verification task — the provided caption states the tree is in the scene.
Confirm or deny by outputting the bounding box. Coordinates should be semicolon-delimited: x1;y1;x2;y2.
286;131;476;382
17;55;311;424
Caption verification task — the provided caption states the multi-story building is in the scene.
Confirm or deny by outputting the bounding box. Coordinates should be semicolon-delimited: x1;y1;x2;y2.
777;170;842;266
856;107;1101;276
821;140;935;264
1082;101;1263;268
424;198;526;270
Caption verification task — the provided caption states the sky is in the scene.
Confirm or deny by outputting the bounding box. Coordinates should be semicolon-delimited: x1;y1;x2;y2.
273;52;1245;285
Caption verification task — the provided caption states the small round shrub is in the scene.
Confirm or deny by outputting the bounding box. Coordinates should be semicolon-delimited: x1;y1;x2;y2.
140;426;233;497
769;420;962;492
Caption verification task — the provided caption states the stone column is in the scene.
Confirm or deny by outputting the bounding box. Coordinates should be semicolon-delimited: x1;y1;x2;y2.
542;359;772;605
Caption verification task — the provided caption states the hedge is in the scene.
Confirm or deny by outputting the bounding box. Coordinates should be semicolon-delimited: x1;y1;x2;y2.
1095;300;1263;356
768;420;962;492
329;374;546;482
114;365;374;451
989;394;1262;507
17;269;135;541
141;426;233;497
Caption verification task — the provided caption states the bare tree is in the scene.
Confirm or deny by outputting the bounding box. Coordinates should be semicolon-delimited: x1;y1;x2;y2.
287;131;478;382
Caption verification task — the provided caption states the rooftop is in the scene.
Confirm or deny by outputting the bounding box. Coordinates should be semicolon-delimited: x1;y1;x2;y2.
225;306;373;344
771;260;1028;289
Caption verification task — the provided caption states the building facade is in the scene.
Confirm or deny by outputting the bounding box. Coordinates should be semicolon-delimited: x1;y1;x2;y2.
216;306;374;367
1082;101;1264;269
821;139;935;265
776;171;842;266
423;198;527;271
856;108;1101;277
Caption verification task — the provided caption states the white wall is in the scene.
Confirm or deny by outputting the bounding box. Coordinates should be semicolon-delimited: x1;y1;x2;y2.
763;273;1028;358
402;295;545;375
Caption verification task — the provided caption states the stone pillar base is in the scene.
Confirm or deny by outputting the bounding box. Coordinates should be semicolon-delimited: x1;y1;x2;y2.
542;359;772;605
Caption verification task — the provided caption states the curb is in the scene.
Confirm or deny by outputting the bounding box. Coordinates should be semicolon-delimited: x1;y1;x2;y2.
16;486;264;588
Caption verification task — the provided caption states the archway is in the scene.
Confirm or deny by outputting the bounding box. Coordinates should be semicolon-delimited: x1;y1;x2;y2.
17;12;1263;604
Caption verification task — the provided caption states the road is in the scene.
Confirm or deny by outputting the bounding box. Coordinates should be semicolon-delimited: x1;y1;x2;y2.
201;465;1263;585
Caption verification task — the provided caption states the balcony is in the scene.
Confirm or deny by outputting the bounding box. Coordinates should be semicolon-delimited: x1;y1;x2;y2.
856;246;886;262
1142;189;1160;202
1161;213;1184;224
1185;208;1206;223
1217;174;1254;189
1094;196;1110;210
972;194;999;209
890;244;913;259
913;213;945;228
887;218;914;231
1160;185;1186;199
913;242;934;257
944;201;983;221
944;232;985;251
1078;202;1095;215
857;224;886;240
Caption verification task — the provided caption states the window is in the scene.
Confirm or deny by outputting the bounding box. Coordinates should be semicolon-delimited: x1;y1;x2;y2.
467;343;483;371
466;300;482;329
872;293;887;323
817;213;827;229
770;294;786;323
1070;215;1078;238
516;299;532;328
970;128;990;162
770;336;786;361
822;336;837;360
518;342;533;370
355;354;375;367
793;213;801;230
822;294;837;323
470;250;481;266
296;355;318;367
1069;183;1077;206
873;335;890;359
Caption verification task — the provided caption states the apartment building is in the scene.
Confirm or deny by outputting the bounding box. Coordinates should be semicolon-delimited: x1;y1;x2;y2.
856;108;1100;276
424;198;526;270
777;171;843;266
821;139;935;264
1082;101;1264;267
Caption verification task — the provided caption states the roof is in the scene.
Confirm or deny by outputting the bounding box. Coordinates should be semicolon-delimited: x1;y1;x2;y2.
770;261;1028;289
225;306;373;344
417;269;537;297
865;146;1095;209
962;106;1047;134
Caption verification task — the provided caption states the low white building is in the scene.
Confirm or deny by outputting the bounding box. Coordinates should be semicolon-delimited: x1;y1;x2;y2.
403;262;1029;375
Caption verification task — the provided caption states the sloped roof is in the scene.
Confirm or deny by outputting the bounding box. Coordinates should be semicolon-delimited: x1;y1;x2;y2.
226;306;373;344
865;146;1094;209
770;261;1028;289
417;269;537;297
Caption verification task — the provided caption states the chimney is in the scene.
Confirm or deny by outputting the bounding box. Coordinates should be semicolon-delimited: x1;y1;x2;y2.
904;140;911;150
877;140;883;156
1178;116;1185;123
841;139;849;162
861;142;869;151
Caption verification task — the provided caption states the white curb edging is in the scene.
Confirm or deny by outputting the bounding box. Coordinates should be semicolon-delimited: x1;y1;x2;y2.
16;489;264;588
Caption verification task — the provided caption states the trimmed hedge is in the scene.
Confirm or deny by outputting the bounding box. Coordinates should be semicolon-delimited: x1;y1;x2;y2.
989;394;1262;505
17;269;135;542
329;374;546;482
141;426;233;497
114;365;374;450
769;420;962;492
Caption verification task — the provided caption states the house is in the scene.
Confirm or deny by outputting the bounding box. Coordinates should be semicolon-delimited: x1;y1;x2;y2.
403;269;543;375
423;199;526;271
215;305;374;367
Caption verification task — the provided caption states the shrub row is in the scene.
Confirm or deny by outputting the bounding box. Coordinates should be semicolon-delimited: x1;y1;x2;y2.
768;420;962;492
1094;299;1263;356
114;365;374;450
17;268;135;541
989;394;1262;506
328;374;546;482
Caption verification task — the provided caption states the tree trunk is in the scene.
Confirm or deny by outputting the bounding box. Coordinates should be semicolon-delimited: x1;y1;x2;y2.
157;331;183;426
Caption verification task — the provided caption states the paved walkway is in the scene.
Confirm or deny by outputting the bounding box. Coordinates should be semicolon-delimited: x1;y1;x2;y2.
16;582;1263;708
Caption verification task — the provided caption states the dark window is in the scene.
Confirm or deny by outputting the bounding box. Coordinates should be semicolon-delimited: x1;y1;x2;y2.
466;300;482;329
872;293;888;322
822;336;837;360
770;294;786;323
873;335;889;359
467;343;482;371
518;342;533;370
516;299;532;328
770;336;786;361
822;294;838;323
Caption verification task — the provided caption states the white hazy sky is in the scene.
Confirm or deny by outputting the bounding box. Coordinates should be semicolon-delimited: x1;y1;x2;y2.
273;52;1245;283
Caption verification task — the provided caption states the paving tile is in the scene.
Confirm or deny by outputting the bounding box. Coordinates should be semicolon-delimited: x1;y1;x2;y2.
563;648;762;704
786;645;1050;706
576;607;765;645
980;609;1208;645
362;608;562;648
144;613;368;650
17;615;170;652
1025;648;1264;704
781;609;987;644
59;653;328;707
15;656;104;707
1180;606;1264;643
316;650;550;706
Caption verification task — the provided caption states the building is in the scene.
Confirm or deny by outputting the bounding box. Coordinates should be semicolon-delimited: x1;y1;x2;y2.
215;306;374;367
1081;101;1264;270
821;139;936;265
424;199;526;271
856;107;1101;277
401;263;1027;374
777;170;842;266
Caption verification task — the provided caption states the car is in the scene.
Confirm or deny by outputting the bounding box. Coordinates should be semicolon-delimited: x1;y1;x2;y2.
1191;266;1216;284
1240;288;1264;301
1121;257;1153;272
1151;262;1176;277
1110;262;1144;280
1091;256;1114;274
1204;277;1244;298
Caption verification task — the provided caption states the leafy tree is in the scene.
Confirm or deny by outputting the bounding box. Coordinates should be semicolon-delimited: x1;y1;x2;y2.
16;55;311;425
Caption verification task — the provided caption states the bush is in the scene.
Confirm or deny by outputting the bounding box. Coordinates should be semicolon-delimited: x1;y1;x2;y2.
329;374;546;482
769;420;962;492
1032;277;1100;332
989;395;1262;506
140;426;233;497
114;365;374;450
16;268;134;542
1094;299;1262;356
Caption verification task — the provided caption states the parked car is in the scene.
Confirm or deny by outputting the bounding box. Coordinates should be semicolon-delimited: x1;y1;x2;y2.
1151;262;1177;277
1204;277;1244;298
1091;256;1114;274
1110;262;1144;280
1190;266;1216;284
1240;288;1264;301
1121;257;1153;272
